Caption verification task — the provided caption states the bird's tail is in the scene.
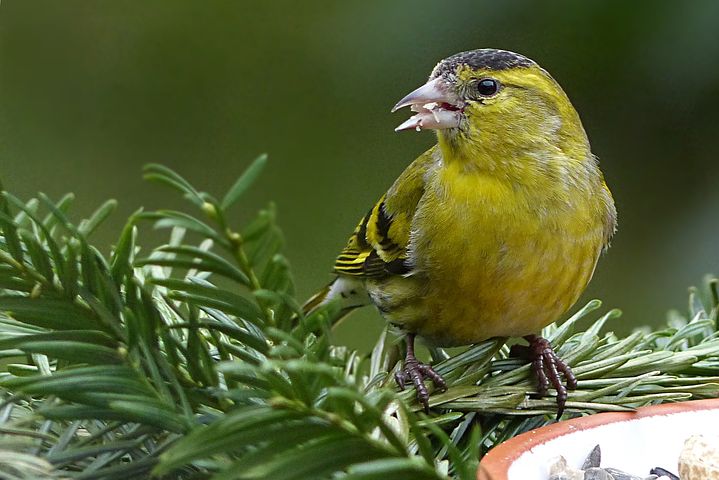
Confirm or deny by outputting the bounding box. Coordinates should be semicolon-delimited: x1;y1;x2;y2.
302;282;334;316
301;277;370;327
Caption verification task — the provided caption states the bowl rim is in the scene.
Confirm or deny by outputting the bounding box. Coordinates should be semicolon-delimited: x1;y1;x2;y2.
477;398;719;480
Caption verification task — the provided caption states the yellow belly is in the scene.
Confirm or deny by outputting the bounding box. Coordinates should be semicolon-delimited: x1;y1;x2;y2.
368;166;606;346
418;230;599;345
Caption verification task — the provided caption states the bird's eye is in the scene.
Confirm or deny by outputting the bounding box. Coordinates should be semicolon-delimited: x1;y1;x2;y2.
476;78;499;97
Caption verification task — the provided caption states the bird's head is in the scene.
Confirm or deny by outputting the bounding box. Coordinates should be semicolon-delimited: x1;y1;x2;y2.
393;49;589;160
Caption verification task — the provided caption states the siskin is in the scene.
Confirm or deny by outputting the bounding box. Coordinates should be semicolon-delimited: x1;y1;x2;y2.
305;49;617;416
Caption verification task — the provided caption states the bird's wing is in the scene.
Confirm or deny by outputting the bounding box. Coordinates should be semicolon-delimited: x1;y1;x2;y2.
333;146;437;278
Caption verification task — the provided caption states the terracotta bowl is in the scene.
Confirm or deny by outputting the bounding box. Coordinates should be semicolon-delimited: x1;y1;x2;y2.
478;398;719;480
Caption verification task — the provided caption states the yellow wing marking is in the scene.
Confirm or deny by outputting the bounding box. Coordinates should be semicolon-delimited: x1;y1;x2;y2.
333;146;438;278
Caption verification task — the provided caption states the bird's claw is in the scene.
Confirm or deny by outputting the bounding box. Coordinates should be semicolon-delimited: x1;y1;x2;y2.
395;358;447;412
525;335;577;420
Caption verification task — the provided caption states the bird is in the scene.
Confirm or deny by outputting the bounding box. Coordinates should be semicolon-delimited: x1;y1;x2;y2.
304;48;616;417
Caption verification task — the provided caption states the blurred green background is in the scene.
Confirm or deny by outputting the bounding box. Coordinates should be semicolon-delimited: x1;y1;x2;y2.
1;1;718;350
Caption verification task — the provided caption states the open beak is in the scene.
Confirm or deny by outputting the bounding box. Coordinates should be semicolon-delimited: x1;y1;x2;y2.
391;77;463;132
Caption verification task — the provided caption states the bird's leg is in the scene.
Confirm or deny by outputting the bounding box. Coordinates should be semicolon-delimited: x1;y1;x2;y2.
394;334;447;412
524;335;577;419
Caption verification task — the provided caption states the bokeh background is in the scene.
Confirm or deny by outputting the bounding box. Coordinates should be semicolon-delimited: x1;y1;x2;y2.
1;1;718;350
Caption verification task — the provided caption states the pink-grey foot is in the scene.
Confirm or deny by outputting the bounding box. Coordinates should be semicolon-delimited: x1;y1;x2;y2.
524;334;577;419
394;333;448;412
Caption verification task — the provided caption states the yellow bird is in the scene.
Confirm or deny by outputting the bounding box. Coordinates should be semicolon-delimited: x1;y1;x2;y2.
306;49;616;416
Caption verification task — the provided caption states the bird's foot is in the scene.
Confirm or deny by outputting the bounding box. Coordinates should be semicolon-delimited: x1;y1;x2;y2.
395;356;447;413
523;335;577;420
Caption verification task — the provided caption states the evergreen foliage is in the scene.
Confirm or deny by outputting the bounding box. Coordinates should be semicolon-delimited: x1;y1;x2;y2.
0;159;717;479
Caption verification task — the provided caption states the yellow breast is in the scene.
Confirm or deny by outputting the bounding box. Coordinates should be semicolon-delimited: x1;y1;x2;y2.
385;158;611;346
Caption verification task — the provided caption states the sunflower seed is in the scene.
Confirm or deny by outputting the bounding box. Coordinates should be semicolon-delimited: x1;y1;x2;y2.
582;445;602;469
604;468;647;479
583;467;614;479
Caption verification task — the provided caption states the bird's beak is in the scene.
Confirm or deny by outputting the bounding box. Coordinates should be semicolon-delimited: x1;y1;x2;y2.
391;77;463;132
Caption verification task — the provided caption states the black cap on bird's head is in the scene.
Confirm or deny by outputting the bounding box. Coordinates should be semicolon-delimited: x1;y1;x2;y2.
430;49;534;80
392;49;537;132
